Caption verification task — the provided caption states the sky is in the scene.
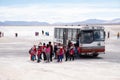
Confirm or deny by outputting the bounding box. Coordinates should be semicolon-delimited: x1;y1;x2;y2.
0;0;120;23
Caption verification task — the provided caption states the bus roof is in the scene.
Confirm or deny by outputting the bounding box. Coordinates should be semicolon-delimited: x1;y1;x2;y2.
81;26;104;30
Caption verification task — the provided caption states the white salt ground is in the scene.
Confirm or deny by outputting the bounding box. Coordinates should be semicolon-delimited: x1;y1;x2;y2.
0;25;120;80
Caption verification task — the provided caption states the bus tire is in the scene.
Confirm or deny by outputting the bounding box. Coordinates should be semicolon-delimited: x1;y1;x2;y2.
93;53;99;57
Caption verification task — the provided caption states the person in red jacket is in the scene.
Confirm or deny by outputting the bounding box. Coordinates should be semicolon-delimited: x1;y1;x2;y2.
58;46;64;62
69;47;74;61
45;44;51;63
29;46;36;61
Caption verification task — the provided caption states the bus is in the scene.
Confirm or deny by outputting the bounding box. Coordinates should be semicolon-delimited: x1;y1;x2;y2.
54;26;105;57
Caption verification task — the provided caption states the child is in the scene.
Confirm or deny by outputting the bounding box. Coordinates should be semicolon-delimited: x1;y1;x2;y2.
37;46;42;63
58;46;64;62
29;47;36;61
45;44;50;63
69;47;74;61
33;45;37;60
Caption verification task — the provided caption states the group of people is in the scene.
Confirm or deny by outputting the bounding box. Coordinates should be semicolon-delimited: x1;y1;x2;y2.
29;42;53;63
29;41;80;63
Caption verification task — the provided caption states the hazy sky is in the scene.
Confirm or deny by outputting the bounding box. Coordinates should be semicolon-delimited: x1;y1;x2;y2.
0;0;120;23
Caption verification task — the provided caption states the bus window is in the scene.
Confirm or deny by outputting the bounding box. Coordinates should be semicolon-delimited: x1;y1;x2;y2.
60;29;63;39
55;29;57;38
72;29;77;41
81;31;93;43
68;29;72;40
56;29;60;39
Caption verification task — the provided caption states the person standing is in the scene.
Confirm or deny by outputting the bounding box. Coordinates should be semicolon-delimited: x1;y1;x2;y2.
42;30;44;35
45;44;50;63
49;42;53;62
54;44;58;59
68;40;72;48
69;47;74;61
37;46;42;63
0;31;1;37
74;44;79;59
58;47;64;62
117;32;119;39
107;31;110;38
77;47;81;56
42;43;47;61
15;33;18;37
56;47;60;62
33;45;37;60
65;46;69;61
29;47;36;61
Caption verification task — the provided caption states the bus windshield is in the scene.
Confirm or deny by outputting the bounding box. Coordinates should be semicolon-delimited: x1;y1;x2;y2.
81;30;105;43
81;30;93;43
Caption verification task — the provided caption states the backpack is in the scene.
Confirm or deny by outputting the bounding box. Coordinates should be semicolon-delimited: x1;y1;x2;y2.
29;48;32;54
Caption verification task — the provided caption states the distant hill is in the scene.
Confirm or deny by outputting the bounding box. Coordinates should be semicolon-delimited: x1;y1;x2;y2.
106;18;120;24
0;18;120;26
0;21;50;26
52;18;120;26
81;19;106;24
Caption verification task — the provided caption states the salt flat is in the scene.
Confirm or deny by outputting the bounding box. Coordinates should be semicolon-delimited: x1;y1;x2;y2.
0;25;120;80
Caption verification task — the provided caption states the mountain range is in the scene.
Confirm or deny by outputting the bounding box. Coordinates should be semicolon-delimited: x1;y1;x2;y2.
0;18;120;26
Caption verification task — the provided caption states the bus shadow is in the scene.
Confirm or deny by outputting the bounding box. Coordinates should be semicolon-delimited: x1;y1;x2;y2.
77;56;103;60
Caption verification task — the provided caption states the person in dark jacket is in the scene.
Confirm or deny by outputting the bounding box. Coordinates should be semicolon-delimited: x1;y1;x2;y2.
65;47;69;61
107;31;110;38
54;44;58;59
74;44;79;59
42;30;44;35
49;42;53;62
68;40;72;48
117;32;119;38
0;32;1;37
15;33;18;37
37;46;42;63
